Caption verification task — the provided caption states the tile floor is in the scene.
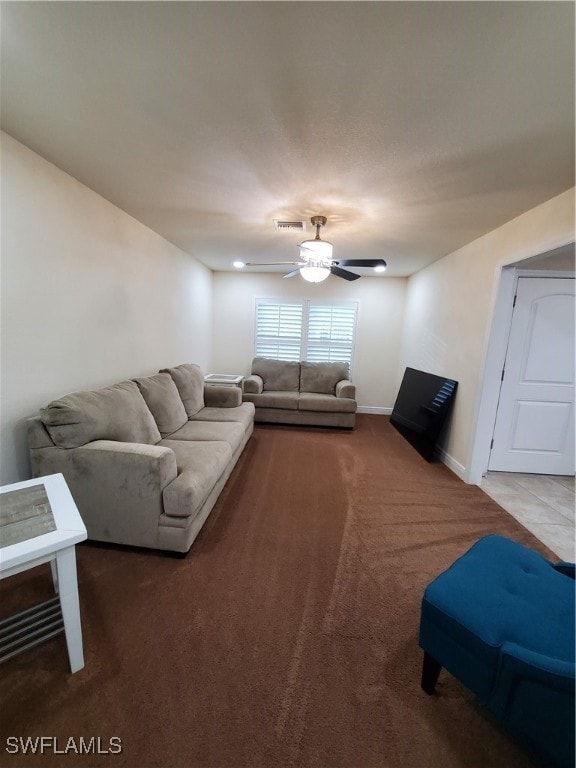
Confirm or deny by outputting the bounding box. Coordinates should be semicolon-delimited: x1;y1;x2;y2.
480;472;575;562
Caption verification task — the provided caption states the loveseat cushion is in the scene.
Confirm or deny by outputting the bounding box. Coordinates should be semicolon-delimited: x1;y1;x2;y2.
298;393;357;413
133;373;188;437
300;361;350;395
160;364;205;417
252;357;300;392
40;381;161;448
242;391;299;410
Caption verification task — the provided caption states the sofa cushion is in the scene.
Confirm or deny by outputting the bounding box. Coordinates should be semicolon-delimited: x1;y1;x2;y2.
133;373;188;438
190;403;255;431
242;391;299;410
40;381;161;448
298;393;357;413
252;357;300;392
160;364;205;417
162;420;245;453
300;361;350;395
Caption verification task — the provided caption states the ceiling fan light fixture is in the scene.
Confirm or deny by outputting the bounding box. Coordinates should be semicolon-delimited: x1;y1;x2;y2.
298;216;333;262
299;265;331;283
242;214;387;282
298;238;333;261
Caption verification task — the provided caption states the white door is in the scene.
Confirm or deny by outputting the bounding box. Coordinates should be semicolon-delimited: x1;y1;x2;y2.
488;276;575;474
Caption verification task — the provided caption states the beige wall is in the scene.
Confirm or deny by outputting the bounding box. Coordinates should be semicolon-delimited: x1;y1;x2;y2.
212;272;407;409
2;130;572;485
1;133;213;483
401;187;575;477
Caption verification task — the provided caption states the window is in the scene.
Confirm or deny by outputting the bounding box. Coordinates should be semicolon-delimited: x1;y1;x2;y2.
255;299;358;368
254;301;303;361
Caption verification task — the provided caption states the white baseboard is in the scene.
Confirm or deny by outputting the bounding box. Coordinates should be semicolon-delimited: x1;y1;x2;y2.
357;410;470;483
436;447;468;482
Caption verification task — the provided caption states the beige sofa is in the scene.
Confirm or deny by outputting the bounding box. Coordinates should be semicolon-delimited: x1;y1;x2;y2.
27;364;255;554
242;358;357;428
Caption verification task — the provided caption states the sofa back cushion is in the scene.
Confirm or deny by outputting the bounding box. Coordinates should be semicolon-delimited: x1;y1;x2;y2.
252;357;300;392
160;364;205;417
40;381;161;448
300;361;350;395
133;373;188;437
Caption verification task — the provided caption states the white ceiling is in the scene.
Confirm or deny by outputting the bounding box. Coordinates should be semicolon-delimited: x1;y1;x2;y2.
1;1;574;277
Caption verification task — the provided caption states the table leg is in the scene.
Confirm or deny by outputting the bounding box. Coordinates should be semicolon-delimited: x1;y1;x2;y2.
50;559;59;594
54;546;84;673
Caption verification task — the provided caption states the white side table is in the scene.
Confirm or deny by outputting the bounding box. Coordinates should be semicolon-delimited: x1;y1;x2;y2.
0;473;87;673
204;374;244;387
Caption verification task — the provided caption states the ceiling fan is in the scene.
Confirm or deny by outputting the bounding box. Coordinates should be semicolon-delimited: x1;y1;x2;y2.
237;216;387;282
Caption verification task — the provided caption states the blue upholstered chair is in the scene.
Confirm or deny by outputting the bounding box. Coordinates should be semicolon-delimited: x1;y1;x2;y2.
419;534;575;768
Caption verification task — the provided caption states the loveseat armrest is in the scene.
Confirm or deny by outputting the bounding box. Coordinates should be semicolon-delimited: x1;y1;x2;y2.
243;374;263;395
336;379;356;399
29;441;178;548
204;385;241;408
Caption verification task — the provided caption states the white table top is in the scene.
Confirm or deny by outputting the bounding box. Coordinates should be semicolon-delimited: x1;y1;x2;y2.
0;473;87;573
204;374;243;384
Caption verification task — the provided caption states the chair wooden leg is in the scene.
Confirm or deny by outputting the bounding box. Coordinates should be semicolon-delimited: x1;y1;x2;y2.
421;651;442;694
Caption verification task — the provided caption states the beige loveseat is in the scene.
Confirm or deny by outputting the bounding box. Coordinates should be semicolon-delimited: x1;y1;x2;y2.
242;358;357;428
27;364;255;554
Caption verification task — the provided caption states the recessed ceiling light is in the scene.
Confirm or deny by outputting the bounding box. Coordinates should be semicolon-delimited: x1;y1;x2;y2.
374;265;386;273
233;261;245;269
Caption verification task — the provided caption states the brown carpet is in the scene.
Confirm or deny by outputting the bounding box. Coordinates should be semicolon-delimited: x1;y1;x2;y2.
0;415;554;768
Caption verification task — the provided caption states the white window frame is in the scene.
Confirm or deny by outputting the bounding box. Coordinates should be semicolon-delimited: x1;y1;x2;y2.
253;298;304;362
254;297;358;373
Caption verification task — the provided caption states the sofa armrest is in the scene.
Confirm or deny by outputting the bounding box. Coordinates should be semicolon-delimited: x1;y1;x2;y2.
243;374;263;395
28;416;55;448
204;386;241;408
29;441;177;548
336;379;356;399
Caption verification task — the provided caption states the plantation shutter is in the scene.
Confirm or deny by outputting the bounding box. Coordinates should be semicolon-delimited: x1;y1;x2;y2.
304;304;357;365
255;301;303;361
254;299;357;368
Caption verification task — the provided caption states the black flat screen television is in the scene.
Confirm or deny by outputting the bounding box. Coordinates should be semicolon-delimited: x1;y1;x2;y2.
390;367;458;462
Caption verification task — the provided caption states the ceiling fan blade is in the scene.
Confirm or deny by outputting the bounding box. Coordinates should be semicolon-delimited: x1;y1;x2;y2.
244;261;304;266
283;270;301;279
334;259;387;268
330;265;361;281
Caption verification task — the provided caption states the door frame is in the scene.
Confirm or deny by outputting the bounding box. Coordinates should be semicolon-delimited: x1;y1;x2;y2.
467;243;575;485
487;274;575;473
